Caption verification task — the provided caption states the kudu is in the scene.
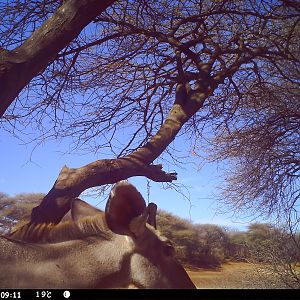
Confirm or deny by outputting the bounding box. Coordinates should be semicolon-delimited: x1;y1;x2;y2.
0;181;196;289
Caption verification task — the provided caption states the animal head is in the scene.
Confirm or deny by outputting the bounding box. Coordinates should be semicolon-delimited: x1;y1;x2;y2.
7;181;196;289
103;181;196;288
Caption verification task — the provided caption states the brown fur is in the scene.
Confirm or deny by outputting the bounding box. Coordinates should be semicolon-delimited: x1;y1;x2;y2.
7;215;113;243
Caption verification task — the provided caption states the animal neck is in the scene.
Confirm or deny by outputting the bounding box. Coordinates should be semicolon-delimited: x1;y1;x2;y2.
72;234;135;288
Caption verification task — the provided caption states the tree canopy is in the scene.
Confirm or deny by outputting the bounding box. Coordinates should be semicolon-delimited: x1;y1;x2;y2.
0;1;299;230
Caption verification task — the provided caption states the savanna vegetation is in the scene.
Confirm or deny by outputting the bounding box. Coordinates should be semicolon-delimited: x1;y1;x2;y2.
0;192;44;234
158;210;300;289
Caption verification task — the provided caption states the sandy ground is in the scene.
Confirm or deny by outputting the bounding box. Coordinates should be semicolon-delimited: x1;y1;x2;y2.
127;261;297;288
186;261;289;289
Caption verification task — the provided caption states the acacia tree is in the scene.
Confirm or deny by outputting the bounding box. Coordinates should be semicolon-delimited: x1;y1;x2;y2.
0;0;299;225
206;57;300;229
246;223;300;288
0;0;116;116
195;224;230;265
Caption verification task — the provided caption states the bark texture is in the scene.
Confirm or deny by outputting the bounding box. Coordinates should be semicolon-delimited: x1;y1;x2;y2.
31;158;177;223
31;83;207;223
0;0;115;117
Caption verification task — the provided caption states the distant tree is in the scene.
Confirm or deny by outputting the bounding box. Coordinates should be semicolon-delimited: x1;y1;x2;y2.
195;224;230;266
157;210;201;265
0;193;13;233
0;193;44;233
245;223;300;288
157;210;232;267
226;231;248;260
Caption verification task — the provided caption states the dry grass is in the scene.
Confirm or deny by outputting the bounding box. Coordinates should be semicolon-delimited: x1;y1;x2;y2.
186;261;290;289
127;261;298;289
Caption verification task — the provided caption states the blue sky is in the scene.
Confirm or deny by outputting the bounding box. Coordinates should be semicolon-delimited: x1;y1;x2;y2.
0;126;256;231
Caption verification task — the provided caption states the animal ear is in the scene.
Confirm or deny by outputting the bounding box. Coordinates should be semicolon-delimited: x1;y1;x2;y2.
71;198;103;222
129;203;157;237
105;181;146;236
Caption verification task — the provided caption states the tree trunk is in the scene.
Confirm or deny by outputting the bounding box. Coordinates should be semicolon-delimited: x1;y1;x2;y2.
31;83;209;223
0;0;115;117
